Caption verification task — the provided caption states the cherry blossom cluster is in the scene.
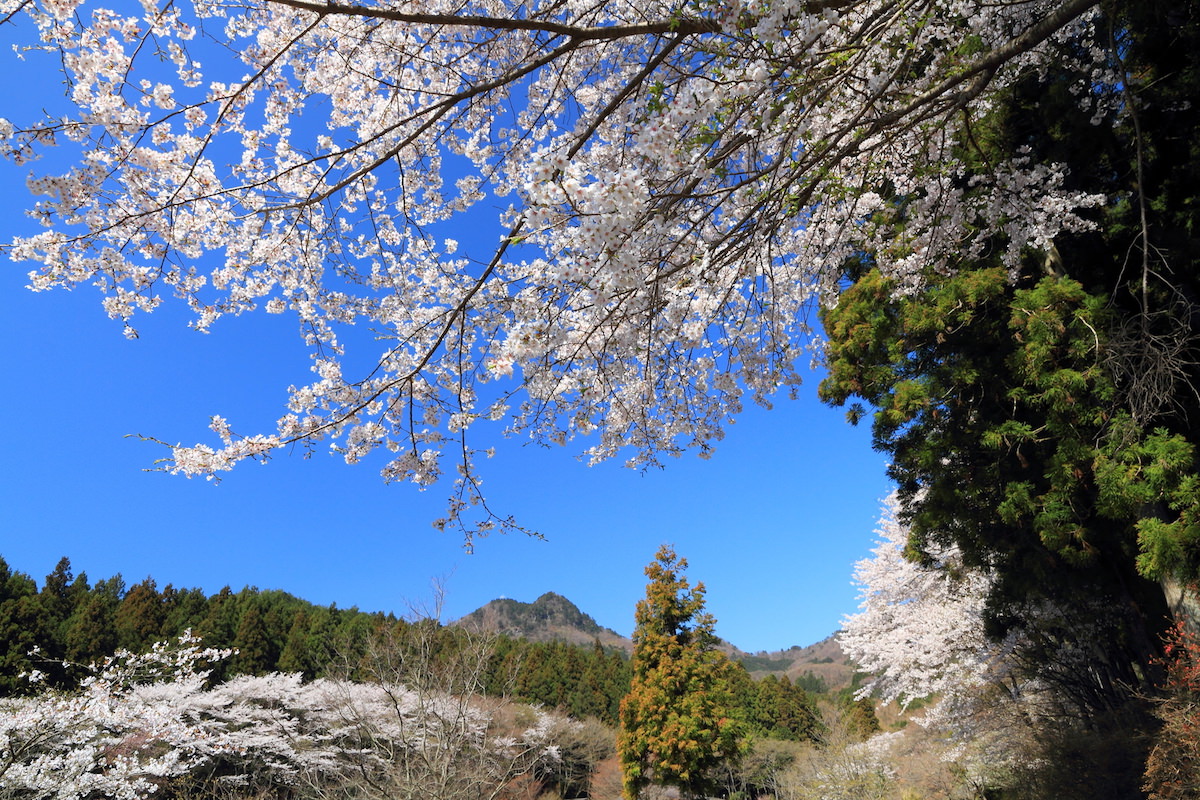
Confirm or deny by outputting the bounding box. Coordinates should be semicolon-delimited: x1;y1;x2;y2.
1;632;567;799
839;495;1128;783
1;0;1112;533
840;495;999;713
1;633;236;800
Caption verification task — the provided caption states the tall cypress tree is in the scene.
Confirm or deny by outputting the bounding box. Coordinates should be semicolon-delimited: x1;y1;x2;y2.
277;608;313;676
618;546;744;800
230;605;274;675
115;579;166;652
161;585;209;638
63;586;120;667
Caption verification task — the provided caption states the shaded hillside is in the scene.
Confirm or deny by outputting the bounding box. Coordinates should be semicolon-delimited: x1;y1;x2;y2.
454;592;631;652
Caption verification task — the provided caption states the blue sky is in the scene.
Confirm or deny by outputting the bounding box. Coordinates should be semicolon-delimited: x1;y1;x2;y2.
0;10;892;653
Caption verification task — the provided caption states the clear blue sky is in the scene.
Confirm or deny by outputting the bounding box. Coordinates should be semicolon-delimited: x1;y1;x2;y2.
0;12;891;654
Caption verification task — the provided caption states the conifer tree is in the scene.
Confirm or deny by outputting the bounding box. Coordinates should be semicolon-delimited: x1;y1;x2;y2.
63;590;119;667
277;608;314;676
38;558;79;640
232;606;275;675
618;546;744;799
161;585;210;638
115;579;166;652
303;606;340;674
198;586;239;650
0;560;45;695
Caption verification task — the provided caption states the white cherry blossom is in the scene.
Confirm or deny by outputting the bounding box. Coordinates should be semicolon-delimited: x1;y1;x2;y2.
1;0;1112;536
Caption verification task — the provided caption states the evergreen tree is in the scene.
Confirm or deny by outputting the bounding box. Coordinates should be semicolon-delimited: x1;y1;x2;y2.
231;605;275;675
34;558;84;685
618;545;744;799
0;559;46;695
198;586;239;649
161;585;210;637
115;578;166;652
751;675;821;742
38;558;81;643
604;650;632;725
277;608;314;676
836;693;881;742
303;606;340;675
63;587;119;667
570;640;614;721
818;0;1200;707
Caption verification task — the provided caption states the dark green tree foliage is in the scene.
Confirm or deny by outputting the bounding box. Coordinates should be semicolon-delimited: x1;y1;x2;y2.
33;558;87;685
618;546;745;799
0;555;399;694
480;634;631;726
750;675;821;742
836;692;881;742
231;606;275;675
198;586;240;651
231;588;311;674
63;578;121;668
0;558;47;694
820;0;1200;705
301;605;340;674
791;671;827;695
571;641;629;722
39;558;83;644
115;578;167;652
721;662;821;743
161;584;210;638
277;608;315;676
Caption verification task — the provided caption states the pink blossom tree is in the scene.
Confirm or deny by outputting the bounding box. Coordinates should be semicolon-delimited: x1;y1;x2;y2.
839;496;1047;790
0;0;1112;534
839;494;1019;712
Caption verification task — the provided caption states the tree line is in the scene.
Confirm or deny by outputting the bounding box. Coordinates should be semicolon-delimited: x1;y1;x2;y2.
0;555;821;742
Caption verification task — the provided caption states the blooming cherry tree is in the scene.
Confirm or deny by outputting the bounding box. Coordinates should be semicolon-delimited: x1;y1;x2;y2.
0;0;1111;534
0;632;566;800
839;496;1050;788
839;494;1002;714
840;494;1160;792
0;634;237;800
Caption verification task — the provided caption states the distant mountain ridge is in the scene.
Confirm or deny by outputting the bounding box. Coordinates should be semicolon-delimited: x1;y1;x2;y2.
453;593;857;691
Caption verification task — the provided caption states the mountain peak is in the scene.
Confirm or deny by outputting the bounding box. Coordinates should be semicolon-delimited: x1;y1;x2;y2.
453;593;631;650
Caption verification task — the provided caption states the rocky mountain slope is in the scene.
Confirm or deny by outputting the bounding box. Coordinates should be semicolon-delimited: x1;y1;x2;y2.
453;592;632;652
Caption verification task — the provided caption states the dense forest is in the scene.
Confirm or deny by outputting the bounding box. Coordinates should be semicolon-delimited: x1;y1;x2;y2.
0;555;823;743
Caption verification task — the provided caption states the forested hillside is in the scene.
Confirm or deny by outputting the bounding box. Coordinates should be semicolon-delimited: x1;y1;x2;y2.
0;555;824;741
0;555;393;694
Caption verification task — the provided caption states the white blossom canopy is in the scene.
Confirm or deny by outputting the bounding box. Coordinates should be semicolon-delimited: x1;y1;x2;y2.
0;632;566;799
1;0;1107;535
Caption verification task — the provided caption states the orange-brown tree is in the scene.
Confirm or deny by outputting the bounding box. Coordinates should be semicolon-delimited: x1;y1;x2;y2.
617;546;744;799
